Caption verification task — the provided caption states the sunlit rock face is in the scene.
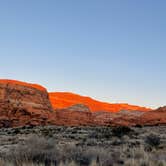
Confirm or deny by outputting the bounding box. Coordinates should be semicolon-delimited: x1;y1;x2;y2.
49;92;151;113
0;80;54;127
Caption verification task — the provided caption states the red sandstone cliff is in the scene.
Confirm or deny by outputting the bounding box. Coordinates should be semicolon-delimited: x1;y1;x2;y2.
54;104;93;126
139;106;166;126
0;80;54;127
49;92;151;112
0;79;165;128
0;80;94;127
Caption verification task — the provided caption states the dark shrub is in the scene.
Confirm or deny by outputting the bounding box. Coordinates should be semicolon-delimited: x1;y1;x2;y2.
76;155;91;166
12;128;21;134
102;129;112;139
145;134;160;147
89;127;112;139
112;126;132;137
135;124;143;128
102;159;114;166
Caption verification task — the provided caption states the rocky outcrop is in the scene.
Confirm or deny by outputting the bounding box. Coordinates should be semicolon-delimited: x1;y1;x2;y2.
0;79;165;128
66;104;90;112
0;80;94;127
139;106;166;126
54;104;93;126
92;110;144;126
0;80;54;127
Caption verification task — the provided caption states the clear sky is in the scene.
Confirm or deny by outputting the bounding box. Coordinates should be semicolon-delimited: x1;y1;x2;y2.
0;0;166;108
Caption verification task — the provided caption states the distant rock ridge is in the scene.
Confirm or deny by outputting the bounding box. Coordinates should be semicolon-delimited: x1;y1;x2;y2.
155;106;166;112
139;106;166;125
49;92;151;112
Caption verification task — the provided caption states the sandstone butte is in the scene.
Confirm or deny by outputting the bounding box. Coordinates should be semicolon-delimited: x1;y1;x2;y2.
49;92;151;112
0;79;165;128
0;79;95;127
0;79;55;127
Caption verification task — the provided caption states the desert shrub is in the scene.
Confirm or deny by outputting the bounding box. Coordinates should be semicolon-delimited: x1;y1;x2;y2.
145;134;160;148
85;138;98;146
58;145;113;166
135;124;143;128
7;137;92;166
101;128;112;139
12;128;21;134
102;159;114;166
124;144;166;166
5;134;58;165
111;137;123;146
76;155;91;166
112;126;133;137
89;127;112;139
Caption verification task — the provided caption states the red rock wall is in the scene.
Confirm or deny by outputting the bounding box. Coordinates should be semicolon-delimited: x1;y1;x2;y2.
0;80;54;127
55;109;93;126
0;79;165;128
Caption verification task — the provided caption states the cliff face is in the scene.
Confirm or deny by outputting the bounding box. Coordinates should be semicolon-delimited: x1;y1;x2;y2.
139;106;166;126
0;79;165;128
49;92;151;112
0;80;54;127
0;80;94;127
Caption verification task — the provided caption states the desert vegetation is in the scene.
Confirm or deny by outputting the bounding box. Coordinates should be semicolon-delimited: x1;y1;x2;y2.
0;126;165;166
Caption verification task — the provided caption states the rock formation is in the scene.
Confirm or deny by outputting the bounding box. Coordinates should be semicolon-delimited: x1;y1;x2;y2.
0;80;54;127
49;92;151;112
65;104;90;112
139;106;166;126
55;109;93;126
0;80;94;127
0;79;165;128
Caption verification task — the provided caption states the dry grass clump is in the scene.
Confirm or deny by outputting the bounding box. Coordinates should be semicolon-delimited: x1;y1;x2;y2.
3;135;58;165
1;134;113;166
123;145;166;166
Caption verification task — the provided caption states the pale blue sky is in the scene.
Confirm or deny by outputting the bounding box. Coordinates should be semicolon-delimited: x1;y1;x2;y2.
0;0;166;108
